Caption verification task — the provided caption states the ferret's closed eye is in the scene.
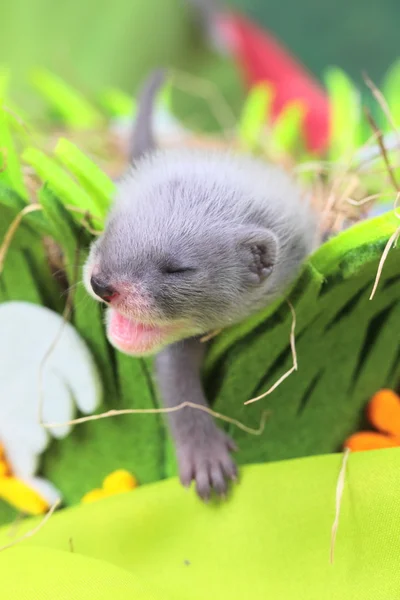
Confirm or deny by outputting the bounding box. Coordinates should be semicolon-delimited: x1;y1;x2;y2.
162;264;197;275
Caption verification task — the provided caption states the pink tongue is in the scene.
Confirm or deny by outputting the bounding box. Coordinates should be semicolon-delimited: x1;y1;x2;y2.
110;311;156;344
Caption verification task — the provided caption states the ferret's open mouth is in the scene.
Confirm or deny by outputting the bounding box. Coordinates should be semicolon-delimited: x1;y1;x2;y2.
107;309;181;356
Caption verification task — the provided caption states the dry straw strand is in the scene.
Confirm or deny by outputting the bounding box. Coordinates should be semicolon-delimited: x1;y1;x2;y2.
0;203;43;275
330;448;351;565
369;226;400;300
364;107;399;193
362;86;400;301
346;193;383;207
0;498;61;552
44;404;269;436
245;301;297;405
200;328;223;343
318;133;380;236
65;205;104;236
363;73;400;151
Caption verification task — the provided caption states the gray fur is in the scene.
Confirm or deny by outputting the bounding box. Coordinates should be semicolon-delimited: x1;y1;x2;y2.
84;70;317;500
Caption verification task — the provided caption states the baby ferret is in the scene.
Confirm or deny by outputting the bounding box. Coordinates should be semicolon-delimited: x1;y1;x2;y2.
84;70;317;500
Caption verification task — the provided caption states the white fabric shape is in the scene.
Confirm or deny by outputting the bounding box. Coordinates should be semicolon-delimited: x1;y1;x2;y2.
0;302;102;491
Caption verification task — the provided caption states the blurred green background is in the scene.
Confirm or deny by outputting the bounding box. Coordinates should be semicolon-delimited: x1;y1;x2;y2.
1;0;398;108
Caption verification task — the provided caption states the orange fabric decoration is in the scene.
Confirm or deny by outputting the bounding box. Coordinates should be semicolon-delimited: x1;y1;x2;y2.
344;389;400;451
367;389;400;436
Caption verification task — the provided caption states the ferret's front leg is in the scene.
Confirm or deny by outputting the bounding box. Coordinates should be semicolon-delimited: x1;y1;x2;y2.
155;338;237;500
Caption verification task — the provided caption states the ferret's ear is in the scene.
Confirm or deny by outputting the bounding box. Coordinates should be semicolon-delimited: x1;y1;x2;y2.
237;227;279;284
130;69;166;163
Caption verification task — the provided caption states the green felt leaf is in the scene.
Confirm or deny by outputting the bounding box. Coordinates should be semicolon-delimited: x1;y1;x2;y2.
54;138;114;216
0;187;28;233
238;82;273;150
30;68;104;129
382;59;400;127
23;147;102;219
325;68;361;161
0;185;58;311
1;248;43;305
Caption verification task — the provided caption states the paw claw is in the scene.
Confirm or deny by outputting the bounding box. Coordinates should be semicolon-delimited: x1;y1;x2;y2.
177;427;237;501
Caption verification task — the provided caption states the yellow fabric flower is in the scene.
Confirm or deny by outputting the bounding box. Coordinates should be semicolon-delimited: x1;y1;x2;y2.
82;470;138;504
0;443;50;515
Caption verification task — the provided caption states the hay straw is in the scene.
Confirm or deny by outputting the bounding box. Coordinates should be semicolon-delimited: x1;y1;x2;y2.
0;203;43;275
0;201;102;282
330;448;350;565
6;512;25;539
37;300;73;425
65;205;104;236
244;301;297;405
0;498;61;552
44;404;269;436
200;329;223;343
346;193;383;207
364;108;399;193
316;133;382;236
361;85;400;301
369;225;400;300
363;73;400;152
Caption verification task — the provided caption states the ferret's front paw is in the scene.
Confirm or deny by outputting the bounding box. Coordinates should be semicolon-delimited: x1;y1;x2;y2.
177;427;238;501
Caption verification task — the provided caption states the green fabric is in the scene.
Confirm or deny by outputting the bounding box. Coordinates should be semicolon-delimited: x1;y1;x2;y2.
1;451;400;599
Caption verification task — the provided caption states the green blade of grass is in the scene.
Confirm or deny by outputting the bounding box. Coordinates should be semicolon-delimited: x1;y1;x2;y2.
271;101;306;155
382;59;400;128
325;67;361;161
23;147;102;219
30;68;104;130
99;88;135;118
55;138;114;215
238;82;273;150
0;69;27;199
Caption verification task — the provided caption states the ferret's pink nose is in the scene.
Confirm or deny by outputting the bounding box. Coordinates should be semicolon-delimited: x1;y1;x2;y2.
90;276;119;303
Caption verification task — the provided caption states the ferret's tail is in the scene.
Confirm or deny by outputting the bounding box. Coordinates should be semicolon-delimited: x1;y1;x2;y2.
130;69;167;162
